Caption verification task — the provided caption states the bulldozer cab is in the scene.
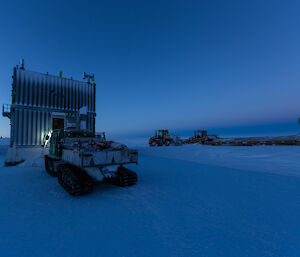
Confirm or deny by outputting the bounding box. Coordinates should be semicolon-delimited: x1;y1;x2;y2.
156;130;169;137
194;130;207;138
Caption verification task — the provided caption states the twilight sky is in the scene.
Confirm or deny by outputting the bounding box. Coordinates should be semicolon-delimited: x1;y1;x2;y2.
0;0;300;137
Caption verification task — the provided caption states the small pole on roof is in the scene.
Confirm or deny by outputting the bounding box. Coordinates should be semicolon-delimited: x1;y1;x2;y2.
20;58;25;70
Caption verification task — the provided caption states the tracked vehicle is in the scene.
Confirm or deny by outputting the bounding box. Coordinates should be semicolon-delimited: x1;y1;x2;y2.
149;130;183;146
44;129;138;196
186;130;219;144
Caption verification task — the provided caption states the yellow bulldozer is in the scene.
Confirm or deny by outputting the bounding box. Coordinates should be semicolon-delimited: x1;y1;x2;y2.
149;130;183;146
187;130;219;144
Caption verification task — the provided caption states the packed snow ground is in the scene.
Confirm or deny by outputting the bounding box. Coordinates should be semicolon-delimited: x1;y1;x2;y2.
0;140;300;257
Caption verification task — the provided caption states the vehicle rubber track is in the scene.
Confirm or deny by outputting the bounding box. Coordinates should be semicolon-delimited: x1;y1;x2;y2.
45;155;57;177
57;165;94;196
113;166;138;187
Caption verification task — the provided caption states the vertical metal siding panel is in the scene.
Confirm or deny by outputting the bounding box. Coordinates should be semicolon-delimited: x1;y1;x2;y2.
86;115;88;131
59;79;64;109
39;75;43;108
76;81;78;110
74;81;76;110
51;77;54;108
19;71;22;105
79;83;82;109
54;78;59;108
64;79;67;110
83;83;85;108
19;71;23;105
40;112;44;144
27;75;31;106
14;69;19;104
42;76;45;107
45;112;49;134
69;80;71;110
79;82;81;109
92;84;95;112
78;82;80;110
88;84;91;111
35;74;38;106
17;70;20;104
18;109;23;145
66;79;69;110
63;79;66;110
87;84;90;109
48;112;50;133
75;81;78;110
56;77;59;109
81;83;84;108
48;76;51;108
38;76;43;107
28;110;32;145
71;81;73;110
23;72;28;106
73;82;76;110
69;80;72;110
36;111;39;145
38;111;41;145
34;74;37;106
55;78;58;109
18;70;21;104
24;109;28;145
30;74;34;106
61;78;64;109
36;111;40;146
15;109;19;146
44;76;47;107
51;77;55;108
40;111;44;145
32;111;36;145
48;77;51;108
26;73;32;105
93;84;96;112
44;111;47;137
10;110;14;146
65;79;68;110
20;70;26;104
85;115;88;131
89;115;91;132
89;84;92;112
61;79;64;109
53;77;56;108
30;74;33;106
39;75;43;107
90;84;93;112
45;76;48;107
85;84;88;110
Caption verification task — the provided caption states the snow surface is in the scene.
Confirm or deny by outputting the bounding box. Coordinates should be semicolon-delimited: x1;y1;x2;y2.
0;141;300;257
0;137;10;145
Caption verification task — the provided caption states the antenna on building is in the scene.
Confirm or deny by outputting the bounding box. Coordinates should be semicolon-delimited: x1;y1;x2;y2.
83;72;95;84
20;58;25;70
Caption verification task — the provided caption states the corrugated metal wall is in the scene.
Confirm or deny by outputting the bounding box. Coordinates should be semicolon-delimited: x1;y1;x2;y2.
10;67;96;147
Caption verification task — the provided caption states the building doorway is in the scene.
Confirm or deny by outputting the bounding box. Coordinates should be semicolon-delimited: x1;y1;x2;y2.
52;118;64;130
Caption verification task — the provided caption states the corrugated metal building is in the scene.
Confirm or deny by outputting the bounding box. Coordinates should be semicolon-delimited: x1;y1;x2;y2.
3;64;96;152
